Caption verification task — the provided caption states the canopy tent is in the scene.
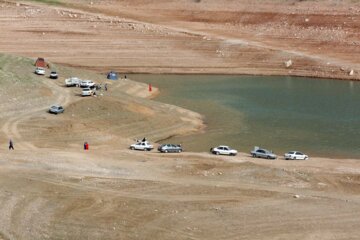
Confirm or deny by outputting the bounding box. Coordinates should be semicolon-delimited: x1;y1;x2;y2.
35;57;47;68
107;71;118;80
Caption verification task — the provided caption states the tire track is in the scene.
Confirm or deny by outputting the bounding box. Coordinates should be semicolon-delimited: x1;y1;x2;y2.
1;79;72;150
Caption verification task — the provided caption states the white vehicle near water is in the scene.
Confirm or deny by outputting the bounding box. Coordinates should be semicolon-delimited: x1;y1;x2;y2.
210;145;237;156
284;151;309;160
130;141;154;151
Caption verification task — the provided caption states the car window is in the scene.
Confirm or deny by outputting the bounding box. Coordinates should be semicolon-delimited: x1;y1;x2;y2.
296;152;303;155
288;151;294;154
258;150;264;153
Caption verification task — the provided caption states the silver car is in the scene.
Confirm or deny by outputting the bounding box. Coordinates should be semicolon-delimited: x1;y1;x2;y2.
251;147;277;159
49;105;64;114
158;144;182;153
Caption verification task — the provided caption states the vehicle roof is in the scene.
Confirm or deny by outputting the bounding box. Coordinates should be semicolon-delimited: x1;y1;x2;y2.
257;148;271;152
218;145;230;148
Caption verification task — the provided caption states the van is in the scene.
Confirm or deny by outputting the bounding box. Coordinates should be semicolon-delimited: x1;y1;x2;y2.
65;77;81;87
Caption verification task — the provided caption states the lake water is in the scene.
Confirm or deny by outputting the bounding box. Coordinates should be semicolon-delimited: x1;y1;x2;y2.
130;74;360;158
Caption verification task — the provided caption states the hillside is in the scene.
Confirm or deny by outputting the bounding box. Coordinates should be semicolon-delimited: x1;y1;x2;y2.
0;0;359;80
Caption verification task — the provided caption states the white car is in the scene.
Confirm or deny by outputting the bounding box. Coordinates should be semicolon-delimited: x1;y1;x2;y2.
82;88;94;96
80;80;95;88
35;67;45;75
284;151;308;160
210;145;237;156
130;141;154;151
49;71;58;79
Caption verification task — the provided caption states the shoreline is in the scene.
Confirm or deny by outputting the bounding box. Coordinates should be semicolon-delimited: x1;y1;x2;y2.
138;74;360;160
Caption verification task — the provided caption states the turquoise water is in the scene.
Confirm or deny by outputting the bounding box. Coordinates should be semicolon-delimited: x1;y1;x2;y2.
130;74;360;158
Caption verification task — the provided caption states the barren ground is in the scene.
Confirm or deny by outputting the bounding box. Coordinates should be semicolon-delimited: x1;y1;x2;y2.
0;1;359;239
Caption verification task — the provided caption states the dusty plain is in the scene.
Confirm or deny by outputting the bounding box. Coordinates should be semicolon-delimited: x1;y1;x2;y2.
0;0;359;239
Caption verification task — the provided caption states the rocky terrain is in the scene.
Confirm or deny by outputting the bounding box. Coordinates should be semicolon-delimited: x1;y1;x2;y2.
0;0;359;79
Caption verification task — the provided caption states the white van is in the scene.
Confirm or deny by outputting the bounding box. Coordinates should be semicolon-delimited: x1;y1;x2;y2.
65;77;81;87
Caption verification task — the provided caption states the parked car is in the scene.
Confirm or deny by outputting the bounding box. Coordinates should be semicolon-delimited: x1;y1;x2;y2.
284;151;308;160
65;77;81;87
158;144;182;153
210;145;237;156
251;147;277;159
130;141;154;151
49;71;58;79
35;67;45;75
82;88;95;96
48;105;64;114
80;80;95;88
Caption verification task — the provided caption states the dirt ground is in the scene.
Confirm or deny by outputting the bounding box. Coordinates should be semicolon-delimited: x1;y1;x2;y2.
0;0;360;79
0;1;359;239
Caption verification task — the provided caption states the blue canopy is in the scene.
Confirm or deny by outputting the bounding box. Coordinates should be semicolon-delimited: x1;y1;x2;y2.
107;71;118;80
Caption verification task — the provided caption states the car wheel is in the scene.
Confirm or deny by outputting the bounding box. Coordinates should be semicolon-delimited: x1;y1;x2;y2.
164;150;168;153
267;156;270;159
130;147;135;150
304;157;308;160
285;158;289;160
293;157;296;160
252;154;256;158
178;150;182;153
215;151;220;155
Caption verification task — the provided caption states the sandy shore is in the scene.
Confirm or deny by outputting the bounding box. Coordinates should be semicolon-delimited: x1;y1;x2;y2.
0;0;359;239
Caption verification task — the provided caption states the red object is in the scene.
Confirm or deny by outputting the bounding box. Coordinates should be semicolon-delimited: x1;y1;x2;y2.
35;57;46;68
149;83;152;92
86;143;89;150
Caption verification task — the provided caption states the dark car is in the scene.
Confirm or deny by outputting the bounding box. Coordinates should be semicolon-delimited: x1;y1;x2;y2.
49;71;58;79
158;144;182;153
49;105;64;114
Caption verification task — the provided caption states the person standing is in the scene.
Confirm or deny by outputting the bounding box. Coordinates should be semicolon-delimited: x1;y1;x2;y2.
9;139;14;150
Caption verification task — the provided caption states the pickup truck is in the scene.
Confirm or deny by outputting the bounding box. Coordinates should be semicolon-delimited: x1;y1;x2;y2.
130;141;154;151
